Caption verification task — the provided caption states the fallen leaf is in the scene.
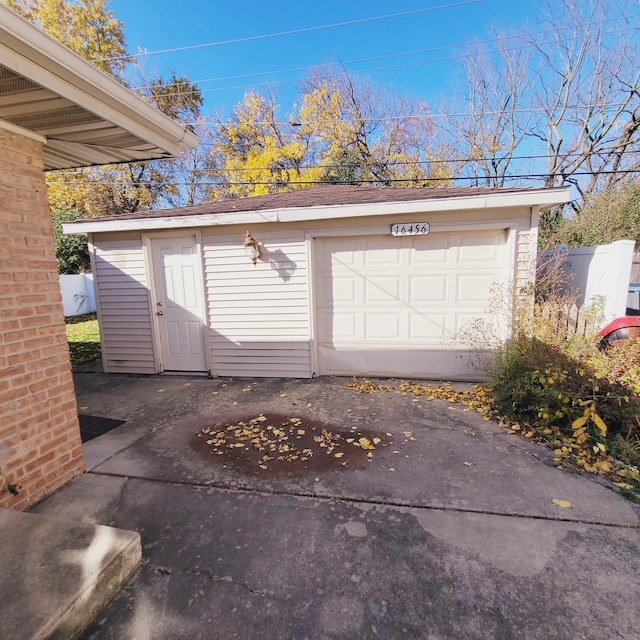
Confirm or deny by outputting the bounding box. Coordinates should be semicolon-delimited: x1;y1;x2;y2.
552;498;572;508
279;393;287;397
79;406;88;410
358;437;375;450
157;389;164;393
334;452;344;458
389;467;395;472
307;402;313;408
372;437;381;445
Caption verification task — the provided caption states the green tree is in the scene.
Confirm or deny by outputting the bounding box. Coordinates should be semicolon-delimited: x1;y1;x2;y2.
550;180;640;247
52;210;90;274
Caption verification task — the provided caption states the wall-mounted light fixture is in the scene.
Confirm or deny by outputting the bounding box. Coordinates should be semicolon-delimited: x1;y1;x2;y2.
243;231;262;265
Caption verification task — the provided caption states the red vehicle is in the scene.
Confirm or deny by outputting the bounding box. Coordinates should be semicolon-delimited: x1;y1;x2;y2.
598;316;640;347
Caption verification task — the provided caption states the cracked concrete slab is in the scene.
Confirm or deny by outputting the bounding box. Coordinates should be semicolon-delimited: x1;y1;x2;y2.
28;372;640;639
80;375;638;527
33;477;640;640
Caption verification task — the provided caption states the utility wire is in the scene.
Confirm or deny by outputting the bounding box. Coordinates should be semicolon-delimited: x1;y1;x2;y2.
45;168;640;186
99;1;483;62
183;99;640;127
165;149;640;173
137;15;639;92
45;149;640;175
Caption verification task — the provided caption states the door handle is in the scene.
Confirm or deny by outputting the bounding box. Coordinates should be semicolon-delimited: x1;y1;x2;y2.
157;310;164;316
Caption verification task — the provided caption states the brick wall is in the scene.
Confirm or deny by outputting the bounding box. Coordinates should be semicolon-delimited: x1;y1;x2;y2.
0;128;85;510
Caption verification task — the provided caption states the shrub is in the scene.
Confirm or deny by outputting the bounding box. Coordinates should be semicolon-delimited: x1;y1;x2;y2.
52;209;90;274
489;333;639;439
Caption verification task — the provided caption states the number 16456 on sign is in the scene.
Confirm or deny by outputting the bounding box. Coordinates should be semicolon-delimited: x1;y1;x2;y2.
391;223;430;236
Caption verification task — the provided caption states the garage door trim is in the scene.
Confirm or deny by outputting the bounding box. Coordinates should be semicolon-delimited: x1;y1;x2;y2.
309;222;517;379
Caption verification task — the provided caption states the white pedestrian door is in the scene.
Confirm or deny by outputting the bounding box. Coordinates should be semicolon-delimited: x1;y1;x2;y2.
151;236;208;371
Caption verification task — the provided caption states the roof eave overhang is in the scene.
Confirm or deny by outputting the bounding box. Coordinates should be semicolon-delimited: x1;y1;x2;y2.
63;187;571;234
0;4;198;166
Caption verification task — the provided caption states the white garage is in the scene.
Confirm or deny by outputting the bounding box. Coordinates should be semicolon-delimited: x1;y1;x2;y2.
65;185;570;381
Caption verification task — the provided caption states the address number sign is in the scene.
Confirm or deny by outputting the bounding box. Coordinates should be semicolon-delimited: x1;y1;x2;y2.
391;222;430;236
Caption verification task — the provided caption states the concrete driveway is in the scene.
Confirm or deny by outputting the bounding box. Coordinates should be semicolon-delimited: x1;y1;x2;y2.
33;371;640;640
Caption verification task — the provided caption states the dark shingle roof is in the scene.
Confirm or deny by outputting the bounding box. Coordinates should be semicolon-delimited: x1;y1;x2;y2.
74;184;555;224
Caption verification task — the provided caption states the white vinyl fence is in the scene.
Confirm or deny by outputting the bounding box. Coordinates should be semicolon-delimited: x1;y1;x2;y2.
59;273;96;316
540;239;635;323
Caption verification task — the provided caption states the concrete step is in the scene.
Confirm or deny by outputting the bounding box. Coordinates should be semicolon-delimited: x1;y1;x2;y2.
0;508;141;640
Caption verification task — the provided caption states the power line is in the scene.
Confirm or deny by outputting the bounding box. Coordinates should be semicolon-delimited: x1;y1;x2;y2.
141;14;640;122
99;0;483;62
178;150;640;173
183;99;639;127
136;15;639;92
45;168;640;187
45;148;640;175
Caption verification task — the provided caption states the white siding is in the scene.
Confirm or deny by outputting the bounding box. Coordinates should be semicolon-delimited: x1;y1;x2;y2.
93;237;157;374
202;230;311;377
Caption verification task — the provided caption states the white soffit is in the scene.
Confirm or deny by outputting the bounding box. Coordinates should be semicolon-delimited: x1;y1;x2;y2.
0;3;198;170
63;187;571;234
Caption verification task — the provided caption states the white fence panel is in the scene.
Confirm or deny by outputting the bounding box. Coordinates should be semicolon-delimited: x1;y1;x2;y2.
59;273;96;316
542;240;635;322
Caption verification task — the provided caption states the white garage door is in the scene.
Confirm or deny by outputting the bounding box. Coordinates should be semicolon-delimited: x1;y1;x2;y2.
315;229;508;380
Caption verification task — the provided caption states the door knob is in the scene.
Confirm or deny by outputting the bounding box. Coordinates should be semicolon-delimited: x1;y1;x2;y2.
157;310;164;315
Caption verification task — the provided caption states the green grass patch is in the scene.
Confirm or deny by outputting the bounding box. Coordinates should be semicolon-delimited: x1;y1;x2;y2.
65;313;101;366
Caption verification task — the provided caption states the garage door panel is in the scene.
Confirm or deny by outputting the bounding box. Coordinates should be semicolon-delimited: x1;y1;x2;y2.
453;312;506;343
409;275;447;302
317;345;483;380
456;230;505;263
321;238;357;265
456;273;498;302
364;313;401;340
409;234;450;264
363;240;401;265
318;311;358;341
364;276;401;303
409;313;447;340
330;276;358;303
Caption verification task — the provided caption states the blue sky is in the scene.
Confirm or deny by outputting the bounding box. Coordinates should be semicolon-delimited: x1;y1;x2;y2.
109;0;540;118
